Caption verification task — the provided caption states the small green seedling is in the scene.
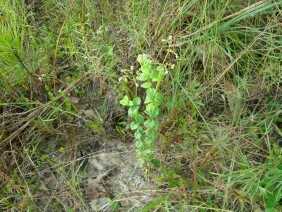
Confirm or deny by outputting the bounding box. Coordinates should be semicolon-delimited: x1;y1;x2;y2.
120;54;166;166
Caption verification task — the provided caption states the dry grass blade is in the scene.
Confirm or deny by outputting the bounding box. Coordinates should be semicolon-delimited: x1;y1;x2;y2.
0;71;92;149
211;10;282;86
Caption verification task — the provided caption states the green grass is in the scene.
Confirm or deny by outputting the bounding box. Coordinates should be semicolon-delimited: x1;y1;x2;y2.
1;0;282;211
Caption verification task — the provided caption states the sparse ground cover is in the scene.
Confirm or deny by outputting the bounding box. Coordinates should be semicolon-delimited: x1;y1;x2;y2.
0;0;281;211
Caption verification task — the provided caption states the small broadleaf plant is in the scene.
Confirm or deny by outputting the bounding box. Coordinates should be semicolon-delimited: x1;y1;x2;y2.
120;54;166;166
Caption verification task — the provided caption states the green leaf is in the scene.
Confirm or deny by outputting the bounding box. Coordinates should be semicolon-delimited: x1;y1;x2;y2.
136;140;145;150
145;88;156;104
138;156;146;165
140;61;152;75
120;96;131;106
141;82;152;88
168;179;180;188
153;66;165;82
143;148;152;155
129;101;134;106
144;96;151;104
108;199;121;211
133;97;141;105
135;114;144;124
144;119;158;129
137;126;144;133
142;196;168;212
136;140;142;148
145;103;156;111
145;129;158;139
150;70;158;80
137;73;149;81
151;159;161;167
145;108;161;118
134;131;145;142
139;136;145;142
128;105;139;117
145;137;155;148
147;88;156;96
155;92;164;105
130;122;138;130
134;131;143;140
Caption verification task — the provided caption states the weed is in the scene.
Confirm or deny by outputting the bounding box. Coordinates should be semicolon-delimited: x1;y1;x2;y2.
120;54;166;166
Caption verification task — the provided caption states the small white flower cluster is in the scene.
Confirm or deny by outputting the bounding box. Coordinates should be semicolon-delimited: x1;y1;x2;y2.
96;25;108;35
119;68;133;83
118;54;172;89
137;54;150;63
118;71;128;83
167;49;179;59
38;74;46;81
168;64;175;70
161;35;173;43
161;35;179;60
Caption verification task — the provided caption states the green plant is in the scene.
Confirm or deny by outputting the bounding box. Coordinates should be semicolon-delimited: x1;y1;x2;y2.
120;54;166;166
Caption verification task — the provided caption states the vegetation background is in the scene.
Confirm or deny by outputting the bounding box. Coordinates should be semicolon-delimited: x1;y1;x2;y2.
0;0;281;211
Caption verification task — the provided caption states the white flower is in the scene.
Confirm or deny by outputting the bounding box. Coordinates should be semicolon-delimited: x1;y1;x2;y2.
137;54;148;63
